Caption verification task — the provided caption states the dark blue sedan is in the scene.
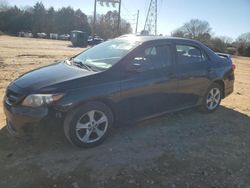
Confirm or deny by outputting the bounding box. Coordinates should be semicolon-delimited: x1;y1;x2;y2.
4;35;235;147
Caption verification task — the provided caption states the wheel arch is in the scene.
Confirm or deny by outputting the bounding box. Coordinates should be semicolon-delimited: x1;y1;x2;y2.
65;98;117;124
211;79;225;98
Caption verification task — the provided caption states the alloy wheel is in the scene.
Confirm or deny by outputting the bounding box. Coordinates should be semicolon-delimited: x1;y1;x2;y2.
206;88;221;110
75;110;108;143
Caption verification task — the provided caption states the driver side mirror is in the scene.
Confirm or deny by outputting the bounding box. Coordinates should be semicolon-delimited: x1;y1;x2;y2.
126;57;147;73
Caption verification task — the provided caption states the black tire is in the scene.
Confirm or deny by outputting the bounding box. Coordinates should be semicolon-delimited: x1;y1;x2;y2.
199;83;222;113
64;101;114;148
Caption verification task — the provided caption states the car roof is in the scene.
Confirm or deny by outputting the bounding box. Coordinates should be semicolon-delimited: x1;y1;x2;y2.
117;34;219;61
117;34;201;44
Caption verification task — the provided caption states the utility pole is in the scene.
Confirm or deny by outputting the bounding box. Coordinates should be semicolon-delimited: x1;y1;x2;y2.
92;0;121;38
155;0;157;36
135;9;139;34
92;0;97;38
117;0;122;36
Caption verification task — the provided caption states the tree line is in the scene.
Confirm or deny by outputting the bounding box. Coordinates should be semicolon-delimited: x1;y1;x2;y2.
171;19;250;57
0;1;132;39
0;1;249;57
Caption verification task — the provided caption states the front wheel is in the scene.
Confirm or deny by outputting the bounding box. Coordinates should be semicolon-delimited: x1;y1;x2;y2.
64;102;114;147
199;83;222;113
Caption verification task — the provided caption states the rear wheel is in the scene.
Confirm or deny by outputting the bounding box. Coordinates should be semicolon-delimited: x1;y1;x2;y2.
64;102;114;147
199;83;222;113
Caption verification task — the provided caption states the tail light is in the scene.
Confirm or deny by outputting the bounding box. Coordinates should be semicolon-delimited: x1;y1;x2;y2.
232;64;236;71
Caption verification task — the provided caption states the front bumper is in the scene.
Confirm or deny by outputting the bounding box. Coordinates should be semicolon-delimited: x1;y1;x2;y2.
3;97;48;136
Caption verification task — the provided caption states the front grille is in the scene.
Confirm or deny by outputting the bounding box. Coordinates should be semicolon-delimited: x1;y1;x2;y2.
5;88;24;105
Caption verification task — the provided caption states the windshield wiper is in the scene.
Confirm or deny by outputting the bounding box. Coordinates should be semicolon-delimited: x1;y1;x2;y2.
79;63;94;72
71;59;94;72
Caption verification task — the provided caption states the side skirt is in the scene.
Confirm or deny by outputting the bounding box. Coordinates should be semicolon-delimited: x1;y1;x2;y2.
136;104;200;123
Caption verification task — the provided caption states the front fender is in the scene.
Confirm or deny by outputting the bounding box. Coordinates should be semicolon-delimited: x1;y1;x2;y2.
54;81;121;112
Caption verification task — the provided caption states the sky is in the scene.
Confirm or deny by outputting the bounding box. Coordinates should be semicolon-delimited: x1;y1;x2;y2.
6;0;250;39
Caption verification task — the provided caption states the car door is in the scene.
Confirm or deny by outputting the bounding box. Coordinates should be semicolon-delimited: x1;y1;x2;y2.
119;42;178;120
174;42;210;107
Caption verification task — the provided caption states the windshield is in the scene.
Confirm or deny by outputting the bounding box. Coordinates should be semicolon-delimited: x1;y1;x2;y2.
73;39;141;71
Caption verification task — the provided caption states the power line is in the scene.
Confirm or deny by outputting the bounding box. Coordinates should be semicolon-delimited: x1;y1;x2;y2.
120;2;138;33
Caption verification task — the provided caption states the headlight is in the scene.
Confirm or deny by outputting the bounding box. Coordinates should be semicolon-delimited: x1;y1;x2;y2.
22;94;64;107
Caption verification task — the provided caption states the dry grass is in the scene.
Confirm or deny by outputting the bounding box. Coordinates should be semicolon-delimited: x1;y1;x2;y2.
221;55;250;115
0;35;83;126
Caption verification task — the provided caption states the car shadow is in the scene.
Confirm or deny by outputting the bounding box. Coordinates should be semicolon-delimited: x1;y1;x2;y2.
0;105;249;152
0;105;250;187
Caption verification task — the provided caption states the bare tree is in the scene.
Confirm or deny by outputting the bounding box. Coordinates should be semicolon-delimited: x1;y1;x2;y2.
183;19;211;39
220;36;233;44
0;0;9;12
171;19;212;43
171;30;185;38
236;32;250;57
237;32;250;43
89;11;132;39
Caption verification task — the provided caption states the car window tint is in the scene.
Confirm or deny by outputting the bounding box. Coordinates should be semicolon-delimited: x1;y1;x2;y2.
142;45;171;68
157;45;172;66
176;45;206;64
145;47;157;56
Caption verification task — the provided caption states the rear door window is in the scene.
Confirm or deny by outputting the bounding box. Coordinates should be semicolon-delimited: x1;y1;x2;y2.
176;45;206;64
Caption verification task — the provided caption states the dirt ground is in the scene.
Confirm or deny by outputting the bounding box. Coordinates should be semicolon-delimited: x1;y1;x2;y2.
0;35;250;188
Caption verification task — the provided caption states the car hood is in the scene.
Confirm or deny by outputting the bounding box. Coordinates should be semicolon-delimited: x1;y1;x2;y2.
13;62;95;91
